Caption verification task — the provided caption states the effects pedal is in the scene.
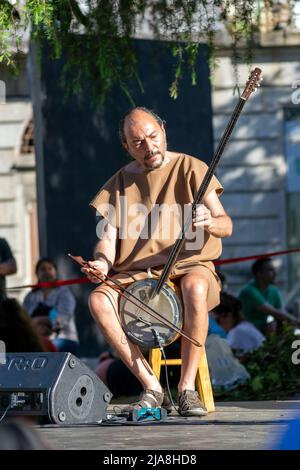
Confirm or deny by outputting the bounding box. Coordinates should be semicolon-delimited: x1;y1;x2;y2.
128;407;167;422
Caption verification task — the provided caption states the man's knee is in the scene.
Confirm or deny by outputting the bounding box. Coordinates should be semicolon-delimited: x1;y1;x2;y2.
181;274;209;299
88;289;116;318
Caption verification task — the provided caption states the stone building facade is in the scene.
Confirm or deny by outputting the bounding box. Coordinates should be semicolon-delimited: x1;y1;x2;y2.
212;36;300;297
0;59;38;300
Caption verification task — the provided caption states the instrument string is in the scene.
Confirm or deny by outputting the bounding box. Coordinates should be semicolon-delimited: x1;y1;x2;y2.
152;98;246;296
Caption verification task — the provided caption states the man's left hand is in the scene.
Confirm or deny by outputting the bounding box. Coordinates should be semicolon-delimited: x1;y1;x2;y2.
192;204;214;232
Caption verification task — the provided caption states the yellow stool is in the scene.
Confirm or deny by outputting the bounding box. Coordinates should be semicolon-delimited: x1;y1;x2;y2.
148;347;215;412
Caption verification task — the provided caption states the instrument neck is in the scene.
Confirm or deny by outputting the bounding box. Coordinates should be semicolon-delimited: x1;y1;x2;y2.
152;97;246;296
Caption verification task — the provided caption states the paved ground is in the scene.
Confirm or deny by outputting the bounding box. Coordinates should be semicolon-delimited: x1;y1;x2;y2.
37;400;300;450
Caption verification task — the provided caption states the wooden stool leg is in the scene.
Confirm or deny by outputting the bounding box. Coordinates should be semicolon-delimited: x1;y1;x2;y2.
196;349;215;412
148;348;162;380
149;347;215;413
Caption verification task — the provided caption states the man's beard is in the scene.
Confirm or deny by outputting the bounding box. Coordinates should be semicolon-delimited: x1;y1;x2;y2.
144;151;164;170
144;142;166;170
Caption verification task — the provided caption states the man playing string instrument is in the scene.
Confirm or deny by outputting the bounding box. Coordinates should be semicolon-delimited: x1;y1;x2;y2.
83;107;233;416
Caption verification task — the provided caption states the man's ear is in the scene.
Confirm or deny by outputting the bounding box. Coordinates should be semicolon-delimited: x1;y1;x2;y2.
122;140;128;151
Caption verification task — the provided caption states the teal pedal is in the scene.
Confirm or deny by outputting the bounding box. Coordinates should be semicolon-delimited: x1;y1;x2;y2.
128;407;167;422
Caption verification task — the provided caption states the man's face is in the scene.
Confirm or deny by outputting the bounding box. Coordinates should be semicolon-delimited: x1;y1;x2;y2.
122;110;166;170
259;262;277;284
37;262;57;283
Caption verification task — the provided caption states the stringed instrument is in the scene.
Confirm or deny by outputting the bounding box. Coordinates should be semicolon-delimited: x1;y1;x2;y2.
70;67;262;350
119;67;262;349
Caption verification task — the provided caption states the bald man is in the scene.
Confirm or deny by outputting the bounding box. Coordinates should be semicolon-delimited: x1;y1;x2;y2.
83;107;232;416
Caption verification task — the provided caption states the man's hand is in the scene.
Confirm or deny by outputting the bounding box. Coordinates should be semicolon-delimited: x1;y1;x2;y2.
192;204;213;232
194;190;233;238
81;259;108;283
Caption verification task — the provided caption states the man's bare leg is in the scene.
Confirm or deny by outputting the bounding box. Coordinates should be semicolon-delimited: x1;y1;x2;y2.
178;273;209;392
89;287;162;393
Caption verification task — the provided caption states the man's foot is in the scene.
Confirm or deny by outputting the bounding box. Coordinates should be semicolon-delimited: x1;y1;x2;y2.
178;390;208;417
122;389;164;413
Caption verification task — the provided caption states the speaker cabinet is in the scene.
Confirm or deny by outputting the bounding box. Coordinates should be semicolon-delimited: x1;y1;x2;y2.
0;353;112;425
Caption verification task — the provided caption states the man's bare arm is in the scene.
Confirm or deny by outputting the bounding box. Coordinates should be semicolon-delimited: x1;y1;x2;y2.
82;221;117;283
194;189;233;238
93;220;117;269
0;258;17;276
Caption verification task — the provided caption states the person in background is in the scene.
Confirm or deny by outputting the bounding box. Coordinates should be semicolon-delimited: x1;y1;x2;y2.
238;258;297;335
23;258;79;354
213;292;265;354
0;237;17;300
215;269;228;292
208;269;227;338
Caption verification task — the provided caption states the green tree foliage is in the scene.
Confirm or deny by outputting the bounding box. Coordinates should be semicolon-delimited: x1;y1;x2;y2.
0;1;259;104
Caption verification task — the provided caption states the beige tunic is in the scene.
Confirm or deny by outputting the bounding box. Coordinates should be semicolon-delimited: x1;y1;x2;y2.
90;153;224;310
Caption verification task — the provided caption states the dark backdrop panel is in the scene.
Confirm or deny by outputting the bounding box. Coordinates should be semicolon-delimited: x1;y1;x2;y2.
36;39;213;356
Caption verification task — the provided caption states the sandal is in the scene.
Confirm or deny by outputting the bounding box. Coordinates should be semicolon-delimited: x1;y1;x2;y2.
122;389;164;413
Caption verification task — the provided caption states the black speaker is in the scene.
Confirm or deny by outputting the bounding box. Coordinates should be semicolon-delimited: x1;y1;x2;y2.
0;353;112;425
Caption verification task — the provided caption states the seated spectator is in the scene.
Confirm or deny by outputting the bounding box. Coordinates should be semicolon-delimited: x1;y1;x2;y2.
208;314;226;338
213;292;265;354
23;258;79;354
0;237;17;301
215;269;228;293
207;269;227;338
0;298;46;352
238;258;297;335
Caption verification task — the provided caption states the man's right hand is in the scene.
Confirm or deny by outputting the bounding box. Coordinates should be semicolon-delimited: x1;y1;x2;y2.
81;259;108;283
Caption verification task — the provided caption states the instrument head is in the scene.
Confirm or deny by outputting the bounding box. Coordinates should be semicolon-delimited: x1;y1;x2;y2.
120;278;183;349
241;67;263;101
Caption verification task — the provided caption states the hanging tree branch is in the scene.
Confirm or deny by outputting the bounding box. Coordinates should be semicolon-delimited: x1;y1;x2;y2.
0;0;262;105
